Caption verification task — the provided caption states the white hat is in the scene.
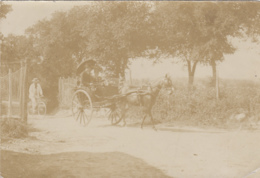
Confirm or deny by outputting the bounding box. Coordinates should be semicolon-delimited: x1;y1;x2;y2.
32;78;39;82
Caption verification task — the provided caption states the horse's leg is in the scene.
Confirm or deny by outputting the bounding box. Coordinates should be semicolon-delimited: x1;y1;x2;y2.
148;110;157;131
141;114;147;129
121;103;128;127
122;111;127;126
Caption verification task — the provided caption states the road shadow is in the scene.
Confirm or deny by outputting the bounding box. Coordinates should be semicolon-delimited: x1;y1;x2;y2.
1;150;172;178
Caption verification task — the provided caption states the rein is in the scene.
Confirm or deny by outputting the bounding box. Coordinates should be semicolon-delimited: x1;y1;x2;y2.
149;77;164;92
149;77;163;87
149;76;173;98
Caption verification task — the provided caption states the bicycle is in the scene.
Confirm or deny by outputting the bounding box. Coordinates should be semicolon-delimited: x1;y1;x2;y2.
28;96;47;117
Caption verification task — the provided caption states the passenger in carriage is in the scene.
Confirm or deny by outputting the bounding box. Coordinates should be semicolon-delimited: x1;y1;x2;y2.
81;69;96;86
79;63;103;87
77;60;96;87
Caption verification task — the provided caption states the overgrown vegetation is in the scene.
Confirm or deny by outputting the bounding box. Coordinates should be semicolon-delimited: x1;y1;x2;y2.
1;117;29;139
125;79;260;129
58;77;260;129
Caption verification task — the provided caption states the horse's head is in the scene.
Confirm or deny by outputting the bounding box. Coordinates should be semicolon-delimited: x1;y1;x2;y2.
161;74;174;95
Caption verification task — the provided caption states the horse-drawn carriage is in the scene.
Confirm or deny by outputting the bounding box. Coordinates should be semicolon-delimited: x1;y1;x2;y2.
71;59;174;129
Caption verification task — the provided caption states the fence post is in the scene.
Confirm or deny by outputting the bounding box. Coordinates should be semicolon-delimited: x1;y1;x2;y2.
21;61;28;123
0;40;2;118
24;62;28;123
8;68;12;118
20;64;24;119
0;69;1;119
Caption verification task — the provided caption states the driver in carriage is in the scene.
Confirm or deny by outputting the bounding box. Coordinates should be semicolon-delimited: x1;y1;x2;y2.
76;59;122;98
77;59;102;87
81;68;95;86
77;59;108;97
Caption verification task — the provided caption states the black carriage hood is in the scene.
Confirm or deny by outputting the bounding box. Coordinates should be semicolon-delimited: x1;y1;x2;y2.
76;59;96;75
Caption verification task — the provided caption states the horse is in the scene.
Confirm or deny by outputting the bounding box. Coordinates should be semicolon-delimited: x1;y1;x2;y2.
116;74;174;130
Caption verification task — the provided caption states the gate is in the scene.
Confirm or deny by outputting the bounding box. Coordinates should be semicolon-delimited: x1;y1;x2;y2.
58;77;77;109
0;68;24;119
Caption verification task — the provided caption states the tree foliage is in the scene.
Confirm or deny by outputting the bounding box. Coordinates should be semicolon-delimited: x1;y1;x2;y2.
26;2;152;79
24;2;152;111
0;2;12;44
0;2;12;64
1;35;38;74
152;2;260;86
0;2;12;20
2;2;260;110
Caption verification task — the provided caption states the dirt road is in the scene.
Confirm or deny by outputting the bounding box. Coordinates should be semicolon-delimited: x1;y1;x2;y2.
2;114;260;178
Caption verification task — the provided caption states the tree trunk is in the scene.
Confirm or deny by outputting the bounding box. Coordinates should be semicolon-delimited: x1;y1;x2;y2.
187;60;198;88
211;60;217;87
0;82;1;119
188;75;194;86
0;42;2;118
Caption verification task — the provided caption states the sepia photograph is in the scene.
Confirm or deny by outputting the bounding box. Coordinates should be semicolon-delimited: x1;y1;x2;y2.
1;1;260;177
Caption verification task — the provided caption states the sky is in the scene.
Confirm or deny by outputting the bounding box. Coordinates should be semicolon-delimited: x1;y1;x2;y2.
1;1;260;81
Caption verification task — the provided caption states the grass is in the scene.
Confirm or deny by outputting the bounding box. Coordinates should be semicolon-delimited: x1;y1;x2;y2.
1;117;29;140
151;78;260;129
126;78;260;129
1;150;170;178
58;77;260;129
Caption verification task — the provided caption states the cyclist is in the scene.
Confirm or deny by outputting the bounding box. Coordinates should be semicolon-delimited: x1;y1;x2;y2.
29;78;43;114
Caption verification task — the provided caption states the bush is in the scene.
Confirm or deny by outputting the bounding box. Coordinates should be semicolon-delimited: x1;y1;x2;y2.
152;79;260;128
109;78;260;129
1;117;29;139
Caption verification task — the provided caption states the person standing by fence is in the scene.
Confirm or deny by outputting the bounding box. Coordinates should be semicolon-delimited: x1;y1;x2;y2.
29;78;43;113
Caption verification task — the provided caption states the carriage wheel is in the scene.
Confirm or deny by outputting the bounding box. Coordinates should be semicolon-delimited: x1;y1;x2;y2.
72;90;93;126
108;102;123;125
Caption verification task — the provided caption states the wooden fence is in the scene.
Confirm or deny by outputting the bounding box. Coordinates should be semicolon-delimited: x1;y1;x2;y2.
58;77;77;109
0;68;24;119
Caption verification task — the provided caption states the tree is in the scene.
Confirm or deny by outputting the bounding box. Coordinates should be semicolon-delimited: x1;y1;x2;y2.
197;2;260;86
27;2;152;77
0;2;12;20
0;2;13;74
25;2;152;110
152;2;205;86
0;2;12;118
1;35;39;74
152;2;260;87
65;2;152;78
